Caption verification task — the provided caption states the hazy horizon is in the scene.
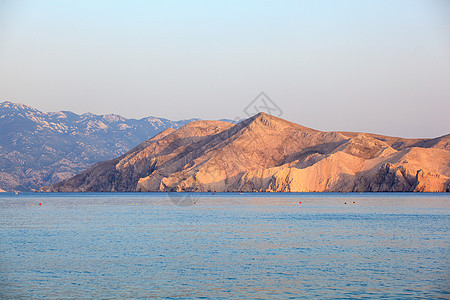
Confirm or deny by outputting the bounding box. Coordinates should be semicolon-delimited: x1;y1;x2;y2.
1;0;449;138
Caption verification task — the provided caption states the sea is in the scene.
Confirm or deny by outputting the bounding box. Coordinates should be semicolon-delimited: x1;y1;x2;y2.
0;192;449;299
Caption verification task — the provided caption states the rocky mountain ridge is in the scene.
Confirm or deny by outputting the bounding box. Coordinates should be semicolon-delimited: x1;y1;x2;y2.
0;101;200;191
46;113;450;193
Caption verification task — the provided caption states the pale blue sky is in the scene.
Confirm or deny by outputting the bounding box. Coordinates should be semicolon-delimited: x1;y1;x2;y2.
0;0;449;137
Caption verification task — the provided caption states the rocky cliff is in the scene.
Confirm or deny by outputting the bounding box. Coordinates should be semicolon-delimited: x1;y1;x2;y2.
45;113;450;193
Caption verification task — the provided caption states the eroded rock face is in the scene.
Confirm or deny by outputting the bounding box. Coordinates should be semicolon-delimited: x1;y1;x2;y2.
45;113;450;193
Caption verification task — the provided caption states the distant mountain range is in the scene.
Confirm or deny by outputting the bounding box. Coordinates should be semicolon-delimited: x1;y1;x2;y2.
46;113;450;193
0;101;204;191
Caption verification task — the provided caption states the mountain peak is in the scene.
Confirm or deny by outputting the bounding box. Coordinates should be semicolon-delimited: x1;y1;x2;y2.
0;101;38;112
240;112;318;133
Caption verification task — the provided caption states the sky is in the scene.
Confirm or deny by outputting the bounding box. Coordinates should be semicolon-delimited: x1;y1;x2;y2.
0;0;449;138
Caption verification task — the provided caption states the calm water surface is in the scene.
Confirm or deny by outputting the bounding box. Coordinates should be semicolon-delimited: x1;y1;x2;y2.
0;193;449;299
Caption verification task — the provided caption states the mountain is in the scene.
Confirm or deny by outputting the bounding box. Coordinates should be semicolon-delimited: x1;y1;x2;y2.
0;101;200;191
45;113;450;193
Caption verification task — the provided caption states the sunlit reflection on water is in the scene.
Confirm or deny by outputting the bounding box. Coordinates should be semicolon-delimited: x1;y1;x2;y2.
0;193;449;298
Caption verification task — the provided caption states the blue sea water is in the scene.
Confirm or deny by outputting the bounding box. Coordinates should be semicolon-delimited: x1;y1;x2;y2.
0;193;449;299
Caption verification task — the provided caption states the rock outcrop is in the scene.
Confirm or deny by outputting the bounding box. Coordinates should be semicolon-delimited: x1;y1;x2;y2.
44;113;450;193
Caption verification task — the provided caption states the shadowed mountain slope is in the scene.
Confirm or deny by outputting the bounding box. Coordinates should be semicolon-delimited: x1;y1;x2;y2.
0;101;200;191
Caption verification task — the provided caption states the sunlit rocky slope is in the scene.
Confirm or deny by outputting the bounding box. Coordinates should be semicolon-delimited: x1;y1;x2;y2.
45;113;450;192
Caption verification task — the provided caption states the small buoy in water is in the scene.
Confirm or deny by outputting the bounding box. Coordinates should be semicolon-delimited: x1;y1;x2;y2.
353;201;355;204
344;202;347;204
39;203;41;205
193;202;196;205
212;192;215;195
299;201;302;204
